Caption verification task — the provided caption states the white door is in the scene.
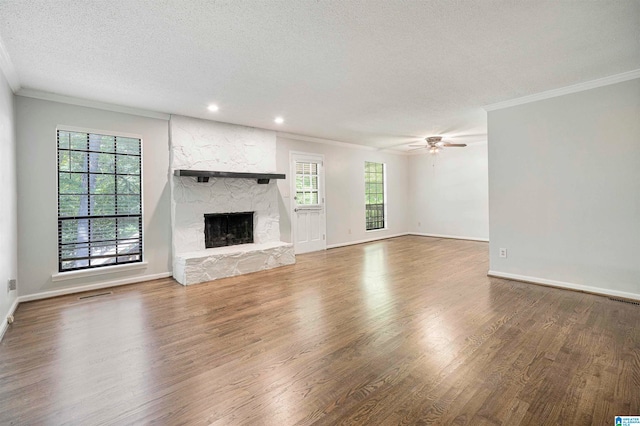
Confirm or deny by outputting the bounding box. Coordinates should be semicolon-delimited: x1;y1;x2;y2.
291;152;326;254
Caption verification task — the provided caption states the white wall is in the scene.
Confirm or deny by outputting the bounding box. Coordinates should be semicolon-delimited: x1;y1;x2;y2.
408;144;489;240
276;136;409;246
488;78;640;298
0;70;17;327
15;97;172;297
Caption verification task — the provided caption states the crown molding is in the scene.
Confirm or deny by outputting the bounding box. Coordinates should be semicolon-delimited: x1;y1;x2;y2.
382;149;410;155
484;69;640;112
277;132;376;150
0;35;20;92
16;88;170;120
276;132;409;155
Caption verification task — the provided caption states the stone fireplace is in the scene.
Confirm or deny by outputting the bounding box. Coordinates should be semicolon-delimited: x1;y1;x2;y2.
170;115;295;285
204;212;254;248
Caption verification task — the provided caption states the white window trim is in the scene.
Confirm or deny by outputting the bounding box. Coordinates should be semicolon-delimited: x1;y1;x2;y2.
56;125;145;272
291;152;324;208
52;261;148;282
365;162;387;232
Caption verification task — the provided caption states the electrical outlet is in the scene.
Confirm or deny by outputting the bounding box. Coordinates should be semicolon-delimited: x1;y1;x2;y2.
8;279;17;292
348;228;352;234
418;222;421;227
499;248;508;258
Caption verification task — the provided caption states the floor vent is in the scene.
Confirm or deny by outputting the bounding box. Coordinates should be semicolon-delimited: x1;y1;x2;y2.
608;297;640;306
78;291;113;300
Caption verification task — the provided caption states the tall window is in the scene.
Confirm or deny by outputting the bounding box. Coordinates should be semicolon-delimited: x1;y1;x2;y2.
57;130;142;272
365;161;385;230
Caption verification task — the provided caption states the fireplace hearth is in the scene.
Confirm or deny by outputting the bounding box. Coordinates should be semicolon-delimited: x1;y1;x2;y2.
204;212;254;248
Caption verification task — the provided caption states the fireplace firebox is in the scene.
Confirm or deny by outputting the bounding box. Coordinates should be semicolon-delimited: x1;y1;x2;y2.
204;212;254;248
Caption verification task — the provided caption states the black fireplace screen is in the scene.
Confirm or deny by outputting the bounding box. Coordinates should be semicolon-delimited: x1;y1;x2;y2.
204;212;254;248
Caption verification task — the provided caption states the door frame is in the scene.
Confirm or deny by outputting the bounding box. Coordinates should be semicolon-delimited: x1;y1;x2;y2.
290;151;326;253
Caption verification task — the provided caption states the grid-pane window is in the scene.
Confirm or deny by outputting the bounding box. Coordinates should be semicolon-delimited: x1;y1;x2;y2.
295;161;320;205
57;130;142;272
365;161;385;230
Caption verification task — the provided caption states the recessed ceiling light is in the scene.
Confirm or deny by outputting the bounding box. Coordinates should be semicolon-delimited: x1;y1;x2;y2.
274;116;284;124
207;104;219;112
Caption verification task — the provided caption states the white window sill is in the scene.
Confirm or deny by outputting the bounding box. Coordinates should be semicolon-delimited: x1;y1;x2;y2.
366;227;388;233
52;262;148;282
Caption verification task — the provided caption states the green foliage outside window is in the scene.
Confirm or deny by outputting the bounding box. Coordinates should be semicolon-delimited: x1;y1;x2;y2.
295;161;320;205
57;130;142;271
365;161;385;230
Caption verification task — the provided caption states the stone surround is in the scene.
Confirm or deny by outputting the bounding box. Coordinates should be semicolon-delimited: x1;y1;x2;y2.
173;241;295;285
170;115;294;285
172;176;279;254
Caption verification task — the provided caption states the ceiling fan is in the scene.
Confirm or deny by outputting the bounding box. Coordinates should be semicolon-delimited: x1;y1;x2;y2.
409;136;467;154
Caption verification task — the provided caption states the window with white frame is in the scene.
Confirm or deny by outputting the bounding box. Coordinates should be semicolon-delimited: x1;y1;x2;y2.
295;161;320;205
365;161;386;230
57;130;142;272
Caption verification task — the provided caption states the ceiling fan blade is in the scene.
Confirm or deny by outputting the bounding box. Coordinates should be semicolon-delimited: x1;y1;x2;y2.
442;143;467;147
408;144;428;147
408;147;426;151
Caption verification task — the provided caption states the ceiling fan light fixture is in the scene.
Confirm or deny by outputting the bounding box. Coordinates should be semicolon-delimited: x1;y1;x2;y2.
411;135;467;153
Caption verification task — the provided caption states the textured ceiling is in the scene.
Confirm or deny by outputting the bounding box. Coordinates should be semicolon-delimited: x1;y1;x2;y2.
0;0;638;149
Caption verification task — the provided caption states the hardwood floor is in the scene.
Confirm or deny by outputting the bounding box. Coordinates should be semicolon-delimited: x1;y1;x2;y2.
1;236;639;425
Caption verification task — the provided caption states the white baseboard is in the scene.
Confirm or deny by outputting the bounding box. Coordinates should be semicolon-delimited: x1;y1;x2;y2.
410;232;489;242
0;296;20;341
326;233;409;249
487;270;640;301
0;272;173;342
18;272;173;303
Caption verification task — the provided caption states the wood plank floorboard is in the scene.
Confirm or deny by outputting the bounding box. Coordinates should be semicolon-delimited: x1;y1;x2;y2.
0;236;639;425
